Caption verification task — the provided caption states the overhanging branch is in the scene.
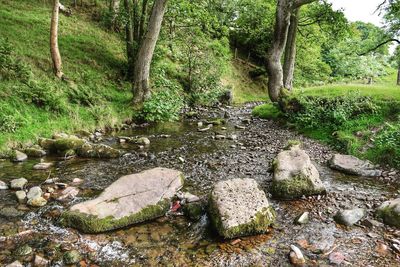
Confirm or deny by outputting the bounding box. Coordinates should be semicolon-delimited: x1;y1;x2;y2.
358;38;400;56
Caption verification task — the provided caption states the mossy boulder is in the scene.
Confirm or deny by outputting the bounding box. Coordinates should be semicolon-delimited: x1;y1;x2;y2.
78;143;120;158
38;138;56;151
61;168;184;233
53;137;85;153
376;198;400;228
271;146;326;199
25;145;46;158
183;201;205;221
208;178;275;239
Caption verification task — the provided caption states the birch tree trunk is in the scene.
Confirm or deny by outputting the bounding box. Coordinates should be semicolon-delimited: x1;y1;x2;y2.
50;0;63;79
283;8;299;90
132;0;168;105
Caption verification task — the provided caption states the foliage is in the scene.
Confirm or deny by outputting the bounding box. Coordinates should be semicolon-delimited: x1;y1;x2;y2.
0;37;32;82
140;89;184;122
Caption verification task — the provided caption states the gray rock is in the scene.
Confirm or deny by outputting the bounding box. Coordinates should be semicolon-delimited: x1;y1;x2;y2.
15;191;26;203
129;137;150;145
5;261;23;267
78;143;120;158
228;134;238;140
215;135;226;140
0;206;25;218
12;150;27;162
0;180;8;190
34;254;50;267
295;212;309;225
329;154;382;177
63;250;81;265
61;168;184;233
33;162;53;170
27;186;43;201
376;198;400;228
10;178;28;190
271;146;326;199
208;178;276;239
334;208;366;226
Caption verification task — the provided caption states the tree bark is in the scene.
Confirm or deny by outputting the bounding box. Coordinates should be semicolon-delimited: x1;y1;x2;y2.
397;65;400;86
132;0;168;105
50;0;63;79
110;0;120;30
124;0;135;80
283;8;299;90
266;0;292;102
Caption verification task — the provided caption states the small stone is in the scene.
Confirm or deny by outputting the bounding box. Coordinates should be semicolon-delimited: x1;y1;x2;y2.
334;208;366;226
289;245;305;265
197;122;203;127
329;251;345;265
215;135;226;140
15;244;32;256
15;191;27;203
5;261;23;267
43;193;51;199
0;206;25;218
136;137;150;145
0;180;8;190
72;178;83;184
178;157;185;163
25;146;46;158
198;126;211;132
44;178;59;184
34;254;49;267
295;212;309;225
227;135;237;140
10;178;28;190
375;243;389;256
235;125;246;130
63;250;81;265
376;198;400;228
33;162;53;170
47;187;55;193
12;150;28;162
57;187;79;202
27;197;47;207
27;186;43;201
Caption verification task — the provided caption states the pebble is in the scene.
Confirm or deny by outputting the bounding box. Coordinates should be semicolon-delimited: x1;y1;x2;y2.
235;125;246;130
63;250;81;265
15;191;27;203
57;187;79;202
329;251;345;265
178;157;185;163
295;212;309;225
72;178;83;184
5;261;23;267
44;178;59;184
27;186;43;201
0;180;8;190
227;135;237;140
34;255;50;267
27;197;47;207
289;245;305;265
33;162;53;170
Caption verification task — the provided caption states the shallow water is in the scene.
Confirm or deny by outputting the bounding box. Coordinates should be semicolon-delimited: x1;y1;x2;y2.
0;105;399;266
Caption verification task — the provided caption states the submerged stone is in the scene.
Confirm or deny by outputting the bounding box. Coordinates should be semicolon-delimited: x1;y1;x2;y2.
25;145;46;158
208;178;275;239
78;143;120;158
271;146;325;199
376;198;400;228
61;168;184;233
334;208;366;226
329;154;382;177
33;162;53;170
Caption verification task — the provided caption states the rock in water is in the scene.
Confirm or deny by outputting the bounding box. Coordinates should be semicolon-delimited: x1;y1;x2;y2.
78;143;120;158
0;180;8;190
25;145;46;158
271;146;326;199
12;150;28;162
329;154;382;177
61;168;184;233
334;208;366;226
208;178;275;239
33;162;53;170
10;178;28;190
376;198;400;228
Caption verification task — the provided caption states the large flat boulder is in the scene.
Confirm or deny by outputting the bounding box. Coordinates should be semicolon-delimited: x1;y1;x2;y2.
376;198;400;228
208;178;275;239
271;146;326;199
329;154;382;177
61;168;184;233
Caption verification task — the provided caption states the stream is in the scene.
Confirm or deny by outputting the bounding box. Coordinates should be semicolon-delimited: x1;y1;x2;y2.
0;103;399;266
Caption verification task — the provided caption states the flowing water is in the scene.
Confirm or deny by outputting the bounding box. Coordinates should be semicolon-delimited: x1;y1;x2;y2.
0;104;399;266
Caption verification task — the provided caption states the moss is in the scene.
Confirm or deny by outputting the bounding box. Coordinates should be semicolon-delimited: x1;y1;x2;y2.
53;138;85;152
270;175;325;200
183;202;205;221
60;199;170;233
376;206;400;228
208;194;276;239
284;140;302;150
24;145;46;157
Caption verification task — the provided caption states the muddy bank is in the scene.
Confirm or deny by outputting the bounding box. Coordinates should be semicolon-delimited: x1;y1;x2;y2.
0;103;399;266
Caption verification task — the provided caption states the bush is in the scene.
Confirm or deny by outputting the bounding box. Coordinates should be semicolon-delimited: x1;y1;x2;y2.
140;89;184;122
373;122;400;167
0;103;25;133
0;37;32;82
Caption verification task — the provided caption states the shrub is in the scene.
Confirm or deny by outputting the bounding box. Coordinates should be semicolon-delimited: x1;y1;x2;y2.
0;37;32;82
373;123;400;167
0;103;25;133
140;89;184;122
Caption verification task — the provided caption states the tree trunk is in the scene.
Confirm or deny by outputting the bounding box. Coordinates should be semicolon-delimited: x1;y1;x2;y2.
283;8;299;91
50;0;63;79
397;65;400;86
132;0;168;105
138;0;149;41
265;0;292;102
124;0;135;80
110;0;120;30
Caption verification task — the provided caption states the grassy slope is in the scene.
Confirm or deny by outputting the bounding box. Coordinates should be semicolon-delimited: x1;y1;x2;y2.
0;0;132;150
253;71;400;166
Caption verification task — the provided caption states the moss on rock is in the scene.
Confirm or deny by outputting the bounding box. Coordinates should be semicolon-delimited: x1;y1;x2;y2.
60;199;170;233
183;202;205;221
53;137;85;152
271;175;325;200
376;203;400;228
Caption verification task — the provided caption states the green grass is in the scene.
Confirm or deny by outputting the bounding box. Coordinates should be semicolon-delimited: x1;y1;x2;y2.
0;0;133;152
253;73;400;168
